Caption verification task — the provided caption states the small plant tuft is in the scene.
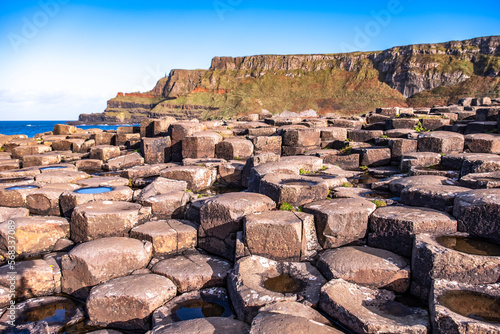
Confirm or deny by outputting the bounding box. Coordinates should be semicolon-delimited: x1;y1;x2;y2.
370;199;387;208
414;122;426;132
341;182;353;188
299;168;310;175
280;203;295;211
360;165;369;171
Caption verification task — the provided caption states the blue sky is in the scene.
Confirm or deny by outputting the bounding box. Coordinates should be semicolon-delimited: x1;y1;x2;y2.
0;0;499;120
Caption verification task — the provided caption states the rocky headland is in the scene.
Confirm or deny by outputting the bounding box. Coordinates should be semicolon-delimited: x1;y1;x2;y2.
1;95;500;333
77;35;500;124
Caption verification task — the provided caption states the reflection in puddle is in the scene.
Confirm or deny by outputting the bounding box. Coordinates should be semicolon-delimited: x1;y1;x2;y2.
264;273;303;293
381;300;414;317
16;300;77;325
74;187;113;194
174;296;234;321
437;236;500;256
281;180;317;186
40;166;67;171
439;290;500;324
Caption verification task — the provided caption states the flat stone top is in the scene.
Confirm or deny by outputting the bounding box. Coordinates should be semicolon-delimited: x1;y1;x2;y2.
455;188;500;205
418;131;464;139
7;216;68;226
88;274;176;299
151;318;250;334
404;184;471;195
371;206;456;223
390;175;451;194
319;246;408;272
304;198;377;215
67;237;151;260
245;210;311;225
207;192;275;207
75;177;129;187
465;133;500;140
73;200;141;214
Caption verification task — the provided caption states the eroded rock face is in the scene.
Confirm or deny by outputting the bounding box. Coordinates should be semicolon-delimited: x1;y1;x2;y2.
87;274;177;330
303;198;377;248
320;279;429;334
316;246;410;293
430;279;500;334
227;255;327;323
0;259;56;300
61;237;152;298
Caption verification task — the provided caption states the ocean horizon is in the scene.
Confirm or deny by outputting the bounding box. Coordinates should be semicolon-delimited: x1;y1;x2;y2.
0;120;137;138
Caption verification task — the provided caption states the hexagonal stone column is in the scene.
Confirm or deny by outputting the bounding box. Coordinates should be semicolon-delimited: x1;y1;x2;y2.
464;133;500;154
61;237;152;298
152;251;231;293
199;193;275;260
130;219;198;256
182;131;223;159
259;174;329;206
453;188;500;240
227;255;326;323
89;145;120;162
152;318;250;334
411;232;500;301
87;274;177;330
303;198;376;249
0;183;41;208
26;184;79;216
161;166;216;192
0;216;69;257
0;259;56;300
316;246;410;293
400;185;470;212
71;200;151;242
368;206;457;257
417;131;465;154
319;279;429;334
244;210;321;261
216;137;254;161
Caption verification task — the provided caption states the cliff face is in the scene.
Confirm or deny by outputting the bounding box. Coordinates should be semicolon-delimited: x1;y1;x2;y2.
80;36;500;122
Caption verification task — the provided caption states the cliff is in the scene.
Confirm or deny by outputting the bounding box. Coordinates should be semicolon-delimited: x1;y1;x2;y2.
79;36;500;122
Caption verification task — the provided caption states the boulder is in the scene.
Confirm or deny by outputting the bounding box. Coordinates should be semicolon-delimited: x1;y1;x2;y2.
259;174;329;206
89;145;121;162
0;259;56;300
216;138;254;161
0;183;41;208
303;198;377;248
0;206;29;222
61;237;152;298
141;191;190;219
87;274;177;330
26;184;79;216
464;133;500;154
389;175;451;195
161;166;216;192
103;152;144;171
182;131;223;159
353;147;391;167
251;136;282;155
417;131;465;154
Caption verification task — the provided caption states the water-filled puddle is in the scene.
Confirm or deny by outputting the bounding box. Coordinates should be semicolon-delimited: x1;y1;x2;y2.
439;290;500;323
16;300;78;325
264;273;303;293
349;174;383;185
281;180;317;186
40;166;67;171
174;297;233;321
6;185;38;191
381;300;414;317
437;236;500;256
304;174;338;180
74;187;113;194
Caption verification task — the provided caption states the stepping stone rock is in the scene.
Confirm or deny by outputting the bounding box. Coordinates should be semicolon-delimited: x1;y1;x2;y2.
320;279;429;334
216;138;254;161
130;219;198;256
89;145;121;162
244;210;321;261
459;171;500;189
182;131;223;159
401;185;471;212
400;152;442;172
104;152;144;171
152;251;231;293
135;177;187;203
227;255;326;323
199;193;275;260
247;161;299;193
317;246;410;293
464;133;500;154
250;311;342;334
280;155;324;173
151;318;250;334
161;166;216;192
460;153;500;176
142;137;172;164
71;200;151;242
259;173;329;206
61;237;152;298
141;191;190;219
87;274;177;330
75;175;130;188
389;175;451;195
35;170;89;183
26;183;79;216
303;198;377;249
411;232;500;301
417;131;464;154
60;185;133;217
353;147;391;167
0;259;56;300
0;206;29;222
453;188;500;241
430;279;500;334
0;216;69;257
368;206;457;257
0;183;41;208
